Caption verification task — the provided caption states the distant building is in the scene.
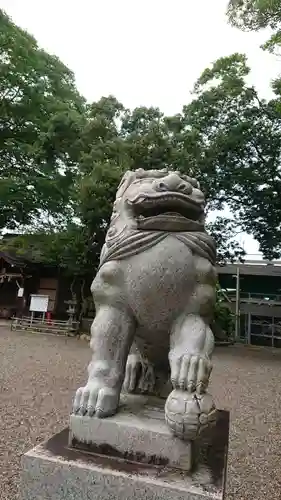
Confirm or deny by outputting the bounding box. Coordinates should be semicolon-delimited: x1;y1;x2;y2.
0;250;84;320
218;259;281;347
2;243;281;347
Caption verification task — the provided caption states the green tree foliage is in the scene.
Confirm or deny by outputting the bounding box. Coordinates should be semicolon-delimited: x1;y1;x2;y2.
5;39;281;268
5;8;281;282
77;55;279;260
5;8;281;329
212;284;235;341
227;0;281;30
226;3;281;257
0;9;85;230
185;53;281;259
227;0;281;53
75;95;247;265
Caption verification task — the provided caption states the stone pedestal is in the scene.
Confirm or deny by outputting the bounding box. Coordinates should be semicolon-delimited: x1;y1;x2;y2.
21;395;229;500
69;394;192;470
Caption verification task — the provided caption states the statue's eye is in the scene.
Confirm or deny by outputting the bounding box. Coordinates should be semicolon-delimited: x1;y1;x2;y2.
179;183;192;194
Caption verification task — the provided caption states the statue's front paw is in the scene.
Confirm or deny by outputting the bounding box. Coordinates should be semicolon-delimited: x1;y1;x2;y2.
169;352;212;393
73;382;120;418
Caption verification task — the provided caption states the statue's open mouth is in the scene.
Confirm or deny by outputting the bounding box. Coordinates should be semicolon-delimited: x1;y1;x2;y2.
127;193;204;231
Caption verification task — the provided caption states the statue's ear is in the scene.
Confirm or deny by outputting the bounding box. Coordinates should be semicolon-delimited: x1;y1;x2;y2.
181;174;200;189
136;168;168;179
116;170;136;198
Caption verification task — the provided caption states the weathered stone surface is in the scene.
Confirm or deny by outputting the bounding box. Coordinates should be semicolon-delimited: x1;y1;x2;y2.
21;410;229;500
72;168;217;441
69;394;192;471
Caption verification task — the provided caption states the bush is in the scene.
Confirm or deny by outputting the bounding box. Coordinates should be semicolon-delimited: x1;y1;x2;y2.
212;283;235;341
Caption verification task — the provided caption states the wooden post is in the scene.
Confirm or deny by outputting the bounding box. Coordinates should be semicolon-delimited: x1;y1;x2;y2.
234;266;240;341
16;272;25;318
247;312;251;345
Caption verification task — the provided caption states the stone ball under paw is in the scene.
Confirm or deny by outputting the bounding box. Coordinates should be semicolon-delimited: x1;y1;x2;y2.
164;389;217;441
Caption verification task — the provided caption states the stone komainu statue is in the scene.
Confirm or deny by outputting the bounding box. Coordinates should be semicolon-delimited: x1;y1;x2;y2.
73;168;217;440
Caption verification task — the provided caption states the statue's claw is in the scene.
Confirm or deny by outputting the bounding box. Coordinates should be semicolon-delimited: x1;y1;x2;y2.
169;353;212;394
73;382;120;418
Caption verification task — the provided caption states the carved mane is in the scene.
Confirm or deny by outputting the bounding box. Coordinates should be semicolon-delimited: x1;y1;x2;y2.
99;169;216;268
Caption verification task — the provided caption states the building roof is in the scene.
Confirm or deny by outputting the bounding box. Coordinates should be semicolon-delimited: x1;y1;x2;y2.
0;250;34;268
218;260;281;277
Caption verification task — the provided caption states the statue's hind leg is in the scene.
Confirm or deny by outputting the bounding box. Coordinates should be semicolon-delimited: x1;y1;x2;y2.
123;341;156;394
73;305;135;417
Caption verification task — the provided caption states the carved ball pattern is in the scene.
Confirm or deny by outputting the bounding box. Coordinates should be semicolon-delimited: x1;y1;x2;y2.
165;389;217;441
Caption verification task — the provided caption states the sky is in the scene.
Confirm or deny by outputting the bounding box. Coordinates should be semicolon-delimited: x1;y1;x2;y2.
1;0;280;258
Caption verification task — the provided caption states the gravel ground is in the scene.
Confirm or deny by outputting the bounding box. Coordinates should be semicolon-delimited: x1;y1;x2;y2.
1;327;281;499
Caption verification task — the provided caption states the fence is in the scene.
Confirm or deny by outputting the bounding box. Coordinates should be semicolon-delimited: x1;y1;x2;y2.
239;313;281;348
221;289;281;347
226;290;281;305
11;316;79;336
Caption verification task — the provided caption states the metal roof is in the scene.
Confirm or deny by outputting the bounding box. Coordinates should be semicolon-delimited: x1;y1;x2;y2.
218;260;281;277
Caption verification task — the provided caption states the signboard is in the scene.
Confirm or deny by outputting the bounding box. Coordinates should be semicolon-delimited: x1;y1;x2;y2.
29;294;49;313
17;287;24;298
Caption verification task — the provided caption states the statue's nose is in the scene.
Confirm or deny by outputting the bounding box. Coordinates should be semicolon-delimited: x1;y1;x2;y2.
155;173;192;194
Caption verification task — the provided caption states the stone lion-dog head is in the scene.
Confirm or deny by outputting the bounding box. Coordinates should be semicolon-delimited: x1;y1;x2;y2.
106;168;206;242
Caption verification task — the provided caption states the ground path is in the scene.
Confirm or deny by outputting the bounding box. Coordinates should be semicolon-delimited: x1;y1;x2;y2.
0;326;281;499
